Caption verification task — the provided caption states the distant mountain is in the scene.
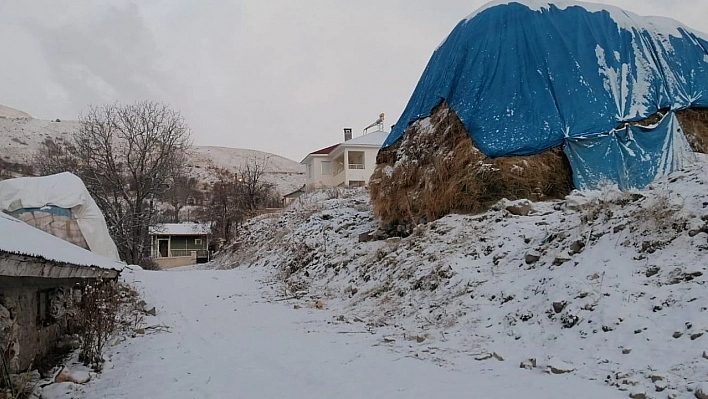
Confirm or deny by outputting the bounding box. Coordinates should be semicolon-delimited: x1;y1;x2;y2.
0;105;305;195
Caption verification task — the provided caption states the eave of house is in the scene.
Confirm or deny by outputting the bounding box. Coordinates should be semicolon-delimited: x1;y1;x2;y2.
300;152;330;165
0;251;120;280
329;142;381;159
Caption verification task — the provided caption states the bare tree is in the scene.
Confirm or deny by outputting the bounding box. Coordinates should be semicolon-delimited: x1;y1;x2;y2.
33;101;191;266
198;155;280;243
238;154;277;211
158;174;201;222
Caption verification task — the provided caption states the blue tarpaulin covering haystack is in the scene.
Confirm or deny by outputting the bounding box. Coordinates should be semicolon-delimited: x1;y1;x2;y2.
383;0;708;189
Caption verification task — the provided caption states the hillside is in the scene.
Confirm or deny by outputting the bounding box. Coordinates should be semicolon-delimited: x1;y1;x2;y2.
0;105;305;195
213;155;708;398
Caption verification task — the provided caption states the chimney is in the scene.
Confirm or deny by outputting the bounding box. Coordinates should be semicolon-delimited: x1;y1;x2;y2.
344;127;352;141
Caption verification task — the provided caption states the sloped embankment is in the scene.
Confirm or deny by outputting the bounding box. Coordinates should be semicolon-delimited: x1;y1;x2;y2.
215;158;708;398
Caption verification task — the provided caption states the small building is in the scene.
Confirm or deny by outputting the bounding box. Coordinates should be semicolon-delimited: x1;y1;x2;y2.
0;211;122;375
149;223;212;268
282;184;306;206
301;128;388;189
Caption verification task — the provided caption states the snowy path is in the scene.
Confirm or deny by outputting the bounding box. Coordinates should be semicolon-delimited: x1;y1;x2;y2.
76;267;624;398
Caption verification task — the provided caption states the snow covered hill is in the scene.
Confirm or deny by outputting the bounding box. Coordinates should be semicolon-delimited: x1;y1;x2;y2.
214;156;708;398
0;105;305;194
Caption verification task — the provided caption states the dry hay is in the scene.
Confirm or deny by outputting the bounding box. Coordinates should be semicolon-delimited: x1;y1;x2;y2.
677;108;708;153
370;103;573;227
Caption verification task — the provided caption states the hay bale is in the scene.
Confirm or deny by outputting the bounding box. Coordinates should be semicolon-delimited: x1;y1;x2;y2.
677;108;708;153
370;102;573;227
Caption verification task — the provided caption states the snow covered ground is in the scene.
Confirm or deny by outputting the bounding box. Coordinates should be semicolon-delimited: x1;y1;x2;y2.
42;266;623;399
209;155;708;398
36;155;708;398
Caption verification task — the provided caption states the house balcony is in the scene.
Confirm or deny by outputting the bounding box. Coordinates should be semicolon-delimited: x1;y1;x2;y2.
348;163;365;169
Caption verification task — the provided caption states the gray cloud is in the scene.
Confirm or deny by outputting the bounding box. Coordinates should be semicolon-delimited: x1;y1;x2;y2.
1;1;706;161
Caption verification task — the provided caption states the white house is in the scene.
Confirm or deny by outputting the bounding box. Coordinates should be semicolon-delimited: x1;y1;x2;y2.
301;127;388;189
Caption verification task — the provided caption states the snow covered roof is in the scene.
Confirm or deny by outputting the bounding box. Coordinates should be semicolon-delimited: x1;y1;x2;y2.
0;172;121;260
342;130;388;147
149;223;211;236
0;211;124;272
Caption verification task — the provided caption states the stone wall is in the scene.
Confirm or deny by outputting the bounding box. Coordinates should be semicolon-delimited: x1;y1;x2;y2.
0;276;83;373
154;253;197;269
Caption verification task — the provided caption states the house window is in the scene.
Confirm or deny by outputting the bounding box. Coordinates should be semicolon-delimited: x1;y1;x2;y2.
195;238;202;245
348;180;365;188
307;163;313;178
321;161;331;175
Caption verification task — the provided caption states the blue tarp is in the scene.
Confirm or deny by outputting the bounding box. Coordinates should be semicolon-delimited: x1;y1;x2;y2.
384;1;708;189
564;112;695;189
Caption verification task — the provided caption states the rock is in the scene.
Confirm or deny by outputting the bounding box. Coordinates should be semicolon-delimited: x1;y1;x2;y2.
293;304;301;309
475;353;493;361
525;252;541;264
135;328;145;335
622;348;632;354
313;300;325;309
548;358;575;374
416;335;426;343
68;370;91;384
654;379;668;392
645;266;660;277
673;331;683;339
492;352;504;361
650;375;664;383
695;383;708;399
54;366;70;383
628;392;646;399
691;332;704;340
569;240;585;254
145;307;157;316
553;257;571;266
358;231;372;242
520;358;537;369
702;351;708;359
505;199;534;216
552;301;567;313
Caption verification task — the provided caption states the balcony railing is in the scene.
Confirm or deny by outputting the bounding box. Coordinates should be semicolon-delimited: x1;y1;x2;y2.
152;249;209;258
348;163;365;169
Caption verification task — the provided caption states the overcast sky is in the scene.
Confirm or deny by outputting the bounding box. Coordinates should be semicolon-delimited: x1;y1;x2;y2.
1;1;707;161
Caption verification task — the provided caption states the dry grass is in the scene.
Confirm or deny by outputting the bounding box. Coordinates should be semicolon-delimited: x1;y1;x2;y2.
370;102;573;227
677;108;708;153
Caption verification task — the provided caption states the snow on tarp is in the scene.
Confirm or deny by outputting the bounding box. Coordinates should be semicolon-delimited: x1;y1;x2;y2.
383;0;708;189
0;212;124;271
0;172;121;261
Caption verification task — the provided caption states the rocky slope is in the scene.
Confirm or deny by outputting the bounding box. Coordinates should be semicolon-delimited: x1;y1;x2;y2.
214;155;708;398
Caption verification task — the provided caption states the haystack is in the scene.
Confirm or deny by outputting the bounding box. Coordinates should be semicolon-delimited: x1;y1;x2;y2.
677;109;708;153
370;102;573;227
371;105;708;228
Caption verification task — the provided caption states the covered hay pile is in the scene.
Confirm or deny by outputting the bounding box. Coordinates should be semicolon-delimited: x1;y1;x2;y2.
369;103;573;228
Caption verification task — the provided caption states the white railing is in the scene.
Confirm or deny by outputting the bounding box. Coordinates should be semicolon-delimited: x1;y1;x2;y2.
348;163;365;169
